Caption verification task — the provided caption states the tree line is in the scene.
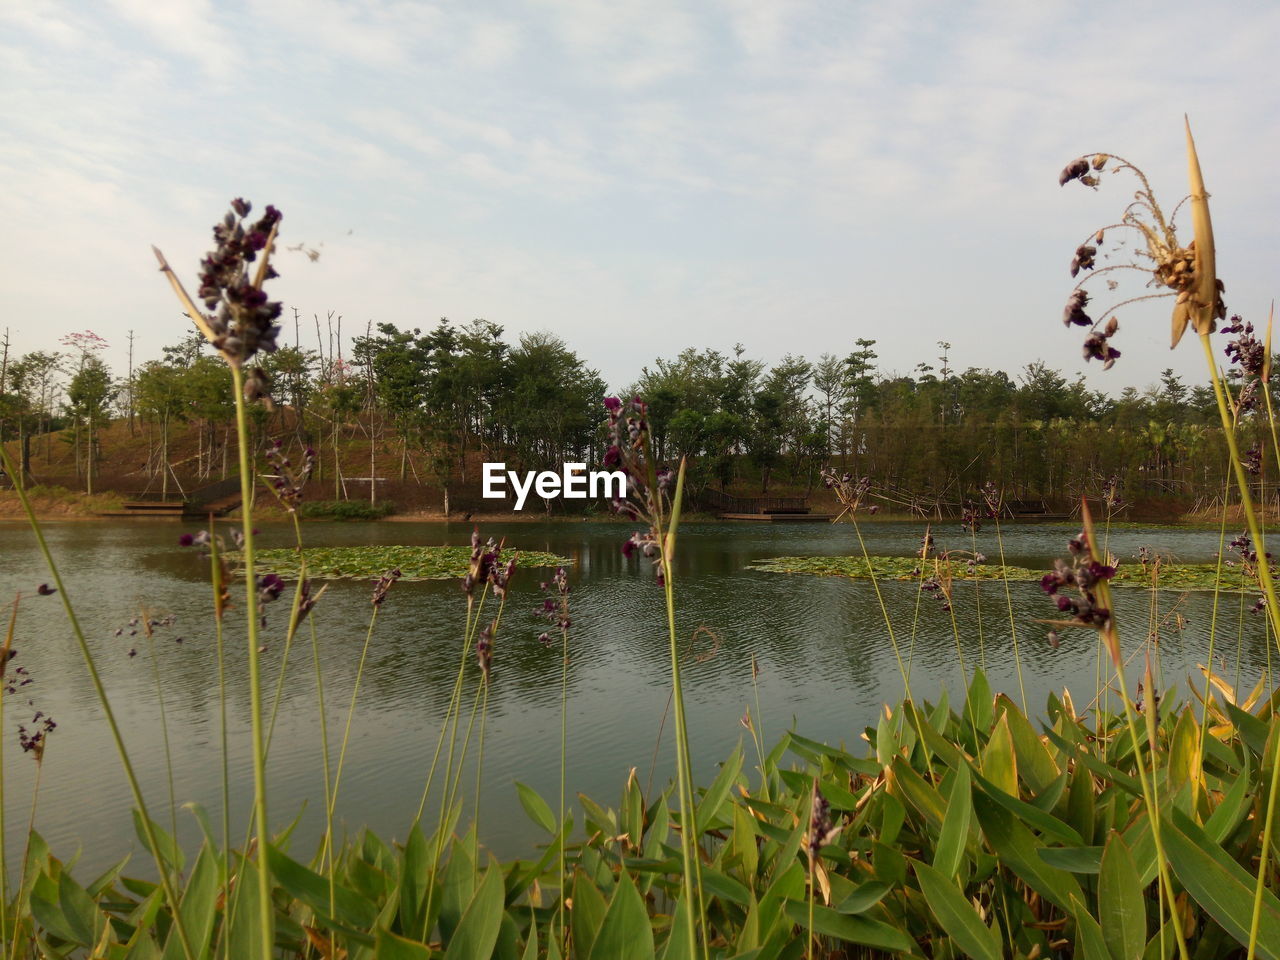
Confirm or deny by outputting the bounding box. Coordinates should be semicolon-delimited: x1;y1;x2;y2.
0;322;1270;511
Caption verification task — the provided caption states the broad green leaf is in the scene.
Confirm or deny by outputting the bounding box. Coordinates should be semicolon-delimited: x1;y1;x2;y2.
588;873;655;960
439;837;478;943
1037;846;1103;874
1099;832;1145;960
997;694;1059;792
914;861;1001;960
971;769;1083;845
697;742;744;834
162;843;221;960
732;802;759;880
1068;895;1114;960
226;854;264;960
1163;811;1280;959
29;873;79;945
934;762;972;878
444;861;506;960
1166;708;1200;795
398;823;430;933
659;896;693;960
879;792;906;847
516;782;558;835
700;866;751;907
623;769;645;850
964;669;994;733
132;809;185;873
571;869;608;960
376;926;433;960
833;880;890;915
782;901;915;955
981;712;1018;796
889;756;945;832
1066;765;1096;846
267;844;378;929
1204;754;1252;844
972;792;1084;913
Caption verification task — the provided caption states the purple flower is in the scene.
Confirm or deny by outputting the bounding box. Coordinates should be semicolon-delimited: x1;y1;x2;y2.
1059;157;1091;186
36;584;56;596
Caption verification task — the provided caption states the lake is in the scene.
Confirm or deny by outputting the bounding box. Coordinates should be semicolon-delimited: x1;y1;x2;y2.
0;516;1267;878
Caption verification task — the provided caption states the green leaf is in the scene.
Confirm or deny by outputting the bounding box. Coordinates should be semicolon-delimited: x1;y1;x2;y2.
833;880;891;915
1166;707;1200;794
516;782;558;835
267;844;378;929
697;741;743;834
971;768;1083;845
571;869;609;960
914;860;1001;960
132;809;184;873
226;854;264;960
700;866;751;907
659;896;693;960
997;695;1060;793
444;861;506;960
981;712;1018;796
1099;832;1146;960
376;926;433;960
439;836;478;944
57;869;107;947
965;669;994;733
782;901;916;955
1068;896;1114;960
623;769;646;851
588;873;655;960
29;873;78;945
935;762;972;878
1204;754;1252;844
972;792;1084;913
1163;810;1280;959
889;756;945;833
1037;846;1103;874
162;842;221;960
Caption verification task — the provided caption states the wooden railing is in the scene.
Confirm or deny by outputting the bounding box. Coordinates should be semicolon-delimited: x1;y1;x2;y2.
698;488;810;514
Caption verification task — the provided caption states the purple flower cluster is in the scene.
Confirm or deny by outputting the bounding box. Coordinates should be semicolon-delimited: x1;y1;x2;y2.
536;566;571;646
462;528;516;599
197;200;284;368
604;397;674;585
372;568;402;607
265;439;316;508
5;650;55;762
807;781;840;862
820;466;873;515
476;622;493;682
1039;531;1115;630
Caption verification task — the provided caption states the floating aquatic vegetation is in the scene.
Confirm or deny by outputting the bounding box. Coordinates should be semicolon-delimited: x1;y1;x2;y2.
234;544;569;581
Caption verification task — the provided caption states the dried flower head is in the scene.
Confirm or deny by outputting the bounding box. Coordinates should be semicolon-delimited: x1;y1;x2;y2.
605;397;675;585
1057;125;1226;367
265;439;317;509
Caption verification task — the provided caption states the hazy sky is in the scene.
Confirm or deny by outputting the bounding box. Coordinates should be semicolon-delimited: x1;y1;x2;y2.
3;0;1278;395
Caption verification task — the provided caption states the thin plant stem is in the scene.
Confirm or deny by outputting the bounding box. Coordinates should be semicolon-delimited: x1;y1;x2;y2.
207;527;233;960
143;622;179;845
990;515;1027;711
0;595;17;954
229;363;275;960
8;756;46;960
557;619;570;951
969;526;985;671
0;444;197;960
328;608;380;824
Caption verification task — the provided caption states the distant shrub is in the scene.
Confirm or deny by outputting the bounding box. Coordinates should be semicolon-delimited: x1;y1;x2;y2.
298;499;394;520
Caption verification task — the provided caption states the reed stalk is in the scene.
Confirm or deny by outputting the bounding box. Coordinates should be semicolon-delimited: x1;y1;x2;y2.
0;443;197;960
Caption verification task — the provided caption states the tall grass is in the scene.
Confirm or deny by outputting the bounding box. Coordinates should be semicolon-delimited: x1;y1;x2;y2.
7;126;1280;958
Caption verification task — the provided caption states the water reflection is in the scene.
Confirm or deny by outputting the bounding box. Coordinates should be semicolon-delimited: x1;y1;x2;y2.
0;517;1266;877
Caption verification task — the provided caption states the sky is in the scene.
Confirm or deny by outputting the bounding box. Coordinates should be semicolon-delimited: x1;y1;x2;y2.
3;0;1278;397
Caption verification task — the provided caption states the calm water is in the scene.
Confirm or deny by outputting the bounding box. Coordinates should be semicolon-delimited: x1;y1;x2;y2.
0;517;1268;877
